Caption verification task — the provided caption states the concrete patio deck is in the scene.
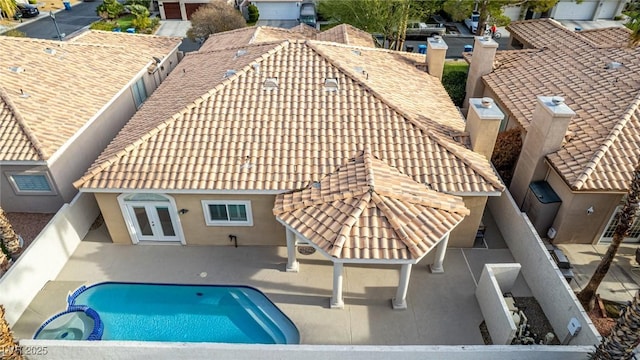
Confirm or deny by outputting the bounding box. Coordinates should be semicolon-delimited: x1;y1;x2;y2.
14;212;532;345
559;243;640;304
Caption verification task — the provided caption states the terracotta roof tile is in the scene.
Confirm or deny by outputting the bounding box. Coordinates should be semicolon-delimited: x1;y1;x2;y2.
200;24;375;53
76;39;503;193
0;31;181;161
486;21;640;191
273;149;469;260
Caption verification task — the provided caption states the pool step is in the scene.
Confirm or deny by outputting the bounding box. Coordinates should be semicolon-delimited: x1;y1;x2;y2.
229;290;287;344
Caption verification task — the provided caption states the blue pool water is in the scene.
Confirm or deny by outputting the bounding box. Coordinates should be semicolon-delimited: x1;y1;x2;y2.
37;282;299;344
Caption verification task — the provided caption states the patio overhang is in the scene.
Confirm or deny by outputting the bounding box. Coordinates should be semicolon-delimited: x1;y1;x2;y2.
272;149;470;310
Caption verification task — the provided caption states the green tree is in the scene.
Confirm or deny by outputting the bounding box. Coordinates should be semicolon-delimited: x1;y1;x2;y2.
318;0;421;50
625;4;640;47
577;162;640;311
0;0;16;20
128;4;151;30
517;0;558;20
125;0;151;9
96;0;124;20
590;290;640;359
247;3;259;23
186;0;246;41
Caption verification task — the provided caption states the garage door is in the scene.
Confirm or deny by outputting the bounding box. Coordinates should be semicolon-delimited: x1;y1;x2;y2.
553;0;597;20
185;3;206;19
598;1;618;19
162;2;181;19
254;2;300;20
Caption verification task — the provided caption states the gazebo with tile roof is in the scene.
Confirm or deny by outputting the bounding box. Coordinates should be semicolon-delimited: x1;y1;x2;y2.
273;149;470;309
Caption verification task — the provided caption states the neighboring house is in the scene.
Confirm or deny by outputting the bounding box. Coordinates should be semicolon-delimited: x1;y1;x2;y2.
245;0;301;21
74;26;504;253
502;0;628;21
0;31;181;213
465;18;640;244
158;0;234;19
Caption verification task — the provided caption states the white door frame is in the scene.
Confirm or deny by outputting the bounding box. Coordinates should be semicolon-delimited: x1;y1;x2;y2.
118;193;186;244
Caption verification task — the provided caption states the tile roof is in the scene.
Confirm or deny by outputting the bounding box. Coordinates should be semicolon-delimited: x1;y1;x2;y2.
577;27;632;48
199;24;374;53
486;20;640;191
0;32;181;161
316;24;375;48
76;39;503;194
273;149;469;261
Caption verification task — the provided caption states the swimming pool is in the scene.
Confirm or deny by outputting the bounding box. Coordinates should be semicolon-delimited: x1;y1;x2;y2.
34;282;299;344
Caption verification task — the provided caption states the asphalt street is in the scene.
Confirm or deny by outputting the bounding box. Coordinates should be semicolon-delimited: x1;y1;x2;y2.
17;1;100;40
405;35;511;59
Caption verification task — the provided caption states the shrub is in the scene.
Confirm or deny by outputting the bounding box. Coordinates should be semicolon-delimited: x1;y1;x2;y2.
96;0;124;20
491;128;522;186
90;21;116;31
125;0;151;8
2;29;26;37
187;0;246;40
441;70;467;107
28;0;37;4
247;3;259;23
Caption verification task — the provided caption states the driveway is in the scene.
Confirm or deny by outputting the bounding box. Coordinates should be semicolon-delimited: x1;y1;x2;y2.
256;19;300;29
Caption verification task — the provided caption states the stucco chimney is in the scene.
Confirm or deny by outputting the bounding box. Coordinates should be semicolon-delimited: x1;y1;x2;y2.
426;36;448;80
464;36;499;106
510;96;575;207
465;97;504;160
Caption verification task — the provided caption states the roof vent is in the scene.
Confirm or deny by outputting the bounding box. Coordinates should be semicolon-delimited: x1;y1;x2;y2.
431;35;443;43
311;181;321;189
252;63;260;74
604;61;623;70
44;48;57;55
324;78;339;92
481;97;493;108
263;77;278;91
224;69;237;78
551;96;565;105
235;49;247;57
351;49;361;56
8;66;25;73
19;89;30;98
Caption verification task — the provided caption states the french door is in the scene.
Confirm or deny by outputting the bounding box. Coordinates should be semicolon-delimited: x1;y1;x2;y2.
126;202;180;242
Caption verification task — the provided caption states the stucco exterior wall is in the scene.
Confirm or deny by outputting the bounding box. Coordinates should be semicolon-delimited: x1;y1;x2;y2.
546;170;623;244
95;192;286;246
449;196;488;248
0;164;64;213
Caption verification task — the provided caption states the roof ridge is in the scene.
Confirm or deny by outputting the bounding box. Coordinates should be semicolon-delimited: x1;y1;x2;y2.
362;148;375;190
572;90;640;190
370;192;414;254
0;87;46;160
330;191;371;257
74;41;291;188
194;40;286;55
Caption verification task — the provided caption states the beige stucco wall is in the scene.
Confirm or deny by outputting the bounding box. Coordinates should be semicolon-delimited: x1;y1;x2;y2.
449;196;488;248
96;191;482;248
546;170;623;244
95;192;286;246
0;164;64;213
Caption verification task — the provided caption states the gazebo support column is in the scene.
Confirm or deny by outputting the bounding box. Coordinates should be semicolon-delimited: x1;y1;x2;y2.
285;228;299;272
330;262;344;309
392;263;412;310
429;233;450;274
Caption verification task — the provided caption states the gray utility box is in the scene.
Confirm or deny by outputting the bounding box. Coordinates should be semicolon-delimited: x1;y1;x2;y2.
522;181;561;238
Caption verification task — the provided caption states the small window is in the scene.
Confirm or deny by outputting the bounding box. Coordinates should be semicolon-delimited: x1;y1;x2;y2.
132;78;148;108
7;172;56;195
201;200;253;226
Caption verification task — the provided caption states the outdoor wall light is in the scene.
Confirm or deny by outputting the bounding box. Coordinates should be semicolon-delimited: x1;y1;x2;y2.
586;206;594;215
179;209;189;215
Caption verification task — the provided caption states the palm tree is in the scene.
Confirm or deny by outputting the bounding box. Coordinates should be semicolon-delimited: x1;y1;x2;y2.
590;290;640;359
626;10;639;47
577;162;640;310
0;208;21;260
0;305;22;360
0;0;16;20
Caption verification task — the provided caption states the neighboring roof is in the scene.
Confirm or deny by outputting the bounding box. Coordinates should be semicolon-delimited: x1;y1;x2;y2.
577;27;632;48
0;32;181;161
76;39;503;194
487;19;640;191
273;149;469;261
199;24;374;52
316;24;375;48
